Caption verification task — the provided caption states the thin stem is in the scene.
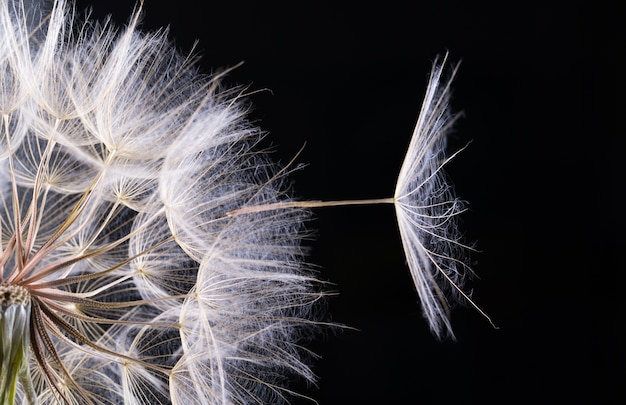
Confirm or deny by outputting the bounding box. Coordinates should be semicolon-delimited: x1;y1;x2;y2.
227;197;395;217
24;118;60;259
3;114;25;274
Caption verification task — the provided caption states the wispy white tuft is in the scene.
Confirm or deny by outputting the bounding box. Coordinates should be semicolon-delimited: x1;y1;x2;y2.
394;55;493;339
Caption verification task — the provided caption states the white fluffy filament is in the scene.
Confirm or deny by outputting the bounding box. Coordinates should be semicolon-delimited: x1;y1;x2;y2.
393;55;495;339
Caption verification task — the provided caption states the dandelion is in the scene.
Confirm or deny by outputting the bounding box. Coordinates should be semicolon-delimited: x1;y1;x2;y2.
2;1;321;403
1;0;493;404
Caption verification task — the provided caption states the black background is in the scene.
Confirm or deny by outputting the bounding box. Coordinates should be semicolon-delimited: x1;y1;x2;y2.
72;1;616;404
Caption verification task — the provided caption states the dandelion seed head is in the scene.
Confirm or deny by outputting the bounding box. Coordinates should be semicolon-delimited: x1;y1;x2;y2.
1;1;321;403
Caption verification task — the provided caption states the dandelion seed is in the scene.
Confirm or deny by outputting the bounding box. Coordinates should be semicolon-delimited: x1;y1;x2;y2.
231;55;497;340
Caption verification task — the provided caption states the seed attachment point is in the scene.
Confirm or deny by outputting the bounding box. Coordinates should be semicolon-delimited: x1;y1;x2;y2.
0;283;30;307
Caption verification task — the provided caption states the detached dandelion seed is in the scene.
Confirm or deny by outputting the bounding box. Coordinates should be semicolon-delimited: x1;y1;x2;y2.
231;55;497;340
1;0;494;404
